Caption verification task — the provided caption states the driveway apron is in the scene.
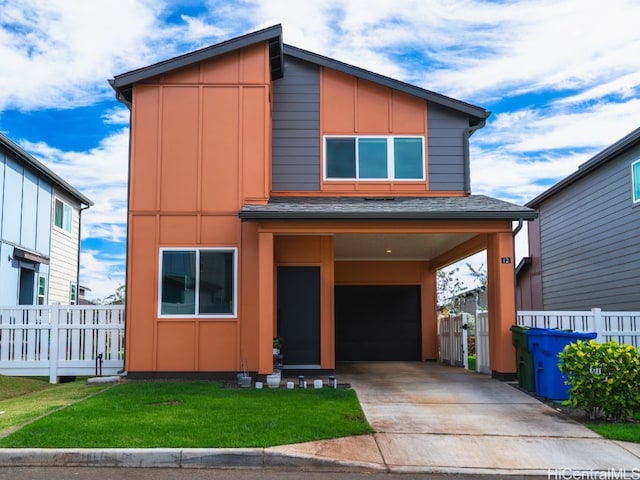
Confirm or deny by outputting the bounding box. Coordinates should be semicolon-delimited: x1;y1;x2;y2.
291;361;640;474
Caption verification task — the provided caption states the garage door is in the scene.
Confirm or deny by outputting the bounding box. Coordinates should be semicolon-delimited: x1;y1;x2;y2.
335;285;421;361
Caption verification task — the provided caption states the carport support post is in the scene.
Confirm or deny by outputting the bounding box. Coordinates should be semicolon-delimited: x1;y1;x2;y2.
487;232;517;378
258;231;275;375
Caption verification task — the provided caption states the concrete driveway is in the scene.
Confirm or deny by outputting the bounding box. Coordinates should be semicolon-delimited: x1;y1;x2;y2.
274;362;640;474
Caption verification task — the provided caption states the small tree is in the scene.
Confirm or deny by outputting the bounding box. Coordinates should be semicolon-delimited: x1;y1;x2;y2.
437;267;465;314
102;284;126;305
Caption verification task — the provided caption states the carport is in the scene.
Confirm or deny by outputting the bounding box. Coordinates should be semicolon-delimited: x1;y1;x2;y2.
240;195;537;377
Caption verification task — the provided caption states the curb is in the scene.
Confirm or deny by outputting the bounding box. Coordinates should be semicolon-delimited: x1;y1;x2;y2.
0;448;386;472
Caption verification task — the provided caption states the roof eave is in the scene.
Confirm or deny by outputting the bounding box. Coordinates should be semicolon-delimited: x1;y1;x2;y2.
239;211;538;221
527;126;640;207
110;24;283;106
0;133;93;207
283;44;489;123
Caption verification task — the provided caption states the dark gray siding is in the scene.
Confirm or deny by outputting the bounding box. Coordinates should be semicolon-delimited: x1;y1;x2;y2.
427;103;468;191
272;56;320;191
539;145;640;310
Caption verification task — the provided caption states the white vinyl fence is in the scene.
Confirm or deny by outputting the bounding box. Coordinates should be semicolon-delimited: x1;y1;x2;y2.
517;308;640;348
439;311;491;374
0;304;125;383
475;311;491;374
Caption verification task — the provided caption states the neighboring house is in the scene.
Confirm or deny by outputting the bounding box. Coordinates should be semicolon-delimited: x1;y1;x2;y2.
0;132;92;306
110;25;536;379
458;286;488;316
517;126;640;311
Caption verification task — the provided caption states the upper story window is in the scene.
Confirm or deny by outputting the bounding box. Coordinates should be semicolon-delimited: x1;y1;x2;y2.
54;198;72;233
159;248;237;318
633;159;640;203
324;136;425;181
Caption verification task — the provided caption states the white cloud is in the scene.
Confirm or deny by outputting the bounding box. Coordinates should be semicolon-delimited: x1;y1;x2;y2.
80;249;126;301
0;0;170;110
21;129;129;244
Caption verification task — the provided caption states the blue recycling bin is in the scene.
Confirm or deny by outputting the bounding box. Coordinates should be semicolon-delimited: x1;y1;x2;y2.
526;328;597;400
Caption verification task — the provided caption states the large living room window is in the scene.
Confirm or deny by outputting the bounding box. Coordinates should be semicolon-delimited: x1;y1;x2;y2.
324;136;424;180
633;159;640;203
159;248;237;317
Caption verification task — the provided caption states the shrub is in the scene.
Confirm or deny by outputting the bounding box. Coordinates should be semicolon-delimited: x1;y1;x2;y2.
558;340;640;422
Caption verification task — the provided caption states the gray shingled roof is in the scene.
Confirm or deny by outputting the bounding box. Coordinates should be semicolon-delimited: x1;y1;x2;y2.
239;196;536;221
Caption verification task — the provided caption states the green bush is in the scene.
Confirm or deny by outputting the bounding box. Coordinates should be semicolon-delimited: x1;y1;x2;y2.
558;340;640;422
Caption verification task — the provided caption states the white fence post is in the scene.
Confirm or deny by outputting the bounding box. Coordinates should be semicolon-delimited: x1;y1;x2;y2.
592;308;604;343
49;304;59;384
462;313;469;370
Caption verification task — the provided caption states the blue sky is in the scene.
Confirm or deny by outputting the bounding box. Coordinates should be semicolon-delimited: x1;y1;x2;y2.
1;0;639;300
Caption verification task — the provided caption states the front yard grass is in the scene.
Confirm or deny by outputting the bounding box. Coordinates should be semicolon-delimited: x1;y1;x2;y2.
0;378;111;438
588;422;640;443
0;375;51;400
0;381;372;448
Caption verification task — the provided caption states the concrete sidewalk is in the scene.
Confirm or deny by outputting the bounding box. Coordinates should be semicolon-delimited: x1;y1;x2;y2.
1;362;639;475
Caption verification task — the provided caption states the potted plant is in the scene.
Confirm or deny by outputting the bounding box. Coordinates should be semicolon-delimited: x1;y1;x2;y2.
237;358;251;388
273;336;283;356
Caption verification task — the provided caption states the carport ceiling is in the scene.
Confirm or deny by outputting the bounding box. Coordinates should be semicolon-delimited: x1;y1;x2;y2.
334;233;477;261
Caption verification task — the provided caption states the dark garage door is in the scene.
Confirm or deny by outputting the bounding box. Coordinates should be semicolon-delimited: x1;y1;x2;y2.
335;285;421;361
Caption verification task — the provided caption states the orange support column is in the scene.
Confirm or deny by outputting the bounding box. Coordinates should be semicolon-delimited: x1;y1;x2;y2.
257;231;274;374
421;262;437;361
487;231;517;378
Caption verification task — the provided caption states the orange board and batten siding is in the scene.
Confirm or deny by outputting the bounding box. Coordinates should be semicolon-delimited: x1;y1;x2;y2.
319;67;433;195
125;43;272;373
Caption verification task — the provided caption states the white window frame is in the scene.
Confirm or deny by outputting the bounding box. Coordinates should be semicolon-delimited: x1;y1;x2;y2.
632;158;640;204
323;135;426;181
158;247;238;319
38;274;47;305
53;198;73;234
70;281;77;305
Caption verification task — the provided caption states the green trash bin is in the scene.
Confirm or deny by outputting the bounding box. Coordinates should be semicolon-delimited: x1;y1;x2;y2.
510;325;535;392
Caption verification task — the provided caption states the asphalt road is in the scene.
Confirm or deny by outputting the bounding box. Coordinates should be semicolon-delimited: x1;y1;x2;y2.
0;467;550;480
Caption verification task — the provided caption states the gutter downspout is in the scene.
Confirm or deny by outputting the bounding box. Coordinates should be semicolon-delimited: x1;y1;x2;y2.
512;218;524;238
77;204;91;303
463;118;488;194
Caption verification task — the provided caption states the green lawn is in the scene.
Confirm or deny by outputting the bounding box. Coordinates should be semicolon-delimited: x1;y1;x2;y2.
588;423;640;443
0;377;111;438
0;381;372;448
0;376;52;400
467;355;476;371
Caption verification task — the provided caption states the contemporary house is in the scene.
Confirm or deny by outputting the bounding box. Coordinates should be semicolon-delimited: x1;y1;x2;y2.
0;132;92;305
517;126;640;311
110;25;536;379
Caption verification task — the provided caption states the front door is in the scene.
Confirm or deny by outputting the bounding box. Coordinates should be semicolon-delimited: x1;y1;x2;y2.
18;268;35;305
277;267;320;366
